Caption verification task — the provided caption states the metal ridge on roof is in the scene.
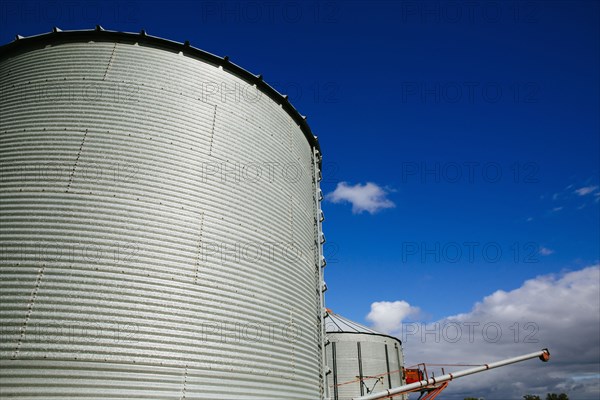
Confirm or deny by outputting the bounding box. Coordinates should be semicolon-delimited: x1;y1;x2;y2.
0;27;321;156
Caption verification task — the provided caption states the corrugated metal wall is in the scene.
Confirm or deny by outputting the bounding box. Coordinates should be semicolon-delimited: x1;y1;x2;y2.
0;35;323;399
326;333;405;400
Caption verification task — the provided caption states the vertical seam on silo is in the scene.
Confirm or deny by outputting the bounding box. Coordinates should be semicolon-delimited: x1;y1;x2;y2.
395;344;403;384
12;263;46;360
103;43;118;81
289;118;293;151
179;364;189;400
357;342;364;396
193;212;205;284
66;129;88;192
385;344;392;389
331;341;339;400
289;195;294;244
208;105;217;156
290;310;296;380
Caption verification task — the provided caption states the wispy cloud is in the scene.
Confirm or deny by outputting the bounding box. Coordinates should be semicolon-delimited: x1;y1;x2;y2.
326;182;395;214
538;181;599;216
575;185;599;196
539;246;554;256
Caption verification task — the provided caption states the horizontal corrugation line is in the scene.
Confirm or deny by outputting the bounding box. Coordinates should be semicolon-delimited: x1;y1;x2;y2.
0;43;114;82
1;40;321;398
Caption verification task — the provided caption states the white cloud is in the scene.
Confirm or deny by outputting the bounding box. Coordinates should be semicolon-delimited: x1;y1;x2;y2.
539;246;554;256
575;186;599;196
366;300;420;334
552;206;563;212
326;182;395;214
391;266;600;399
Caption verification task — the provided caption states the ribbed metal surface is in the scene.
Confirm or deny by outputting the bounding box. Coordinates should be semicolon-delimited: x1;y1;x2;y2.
326;333;405;400
0;31;323;399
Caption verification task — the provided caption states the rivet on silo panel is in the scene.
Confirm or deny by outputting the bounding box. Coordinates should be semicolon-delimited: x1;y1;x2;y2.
320;233;326;244
319;210;325;222
318;190;323;201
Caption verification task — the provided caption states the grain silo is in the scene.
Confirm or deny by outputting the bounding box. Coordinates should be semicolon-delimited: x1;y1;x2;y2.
0;27;327;399
325;309;406;400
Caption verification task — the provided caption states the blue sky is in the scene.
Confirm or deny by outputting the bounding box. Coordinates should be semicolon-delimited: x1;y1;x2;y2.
1;1;598;398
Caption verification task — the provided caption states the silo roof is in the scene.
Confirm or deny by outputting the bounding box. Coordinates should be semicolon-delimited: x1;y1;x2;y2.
326;309;402;344
0;26;321;157
326;309;383;334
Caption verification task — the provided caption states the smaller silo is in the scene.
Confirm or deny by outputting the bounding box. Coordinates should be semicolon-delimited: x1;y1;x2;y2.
325;310;406;400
